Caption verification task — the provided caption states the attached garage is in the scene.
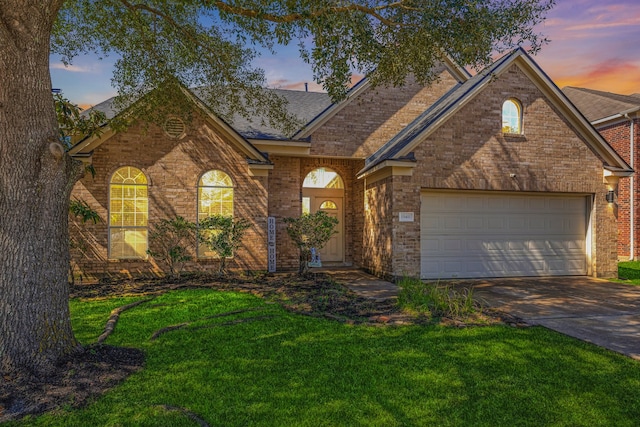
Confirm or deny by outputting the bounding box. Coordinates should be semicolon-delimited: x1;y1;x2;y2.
420;191;590;279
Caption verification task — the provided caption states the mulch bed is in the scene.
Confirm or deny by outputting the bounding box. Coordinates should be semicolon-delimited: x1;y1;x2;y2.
0;272;520;422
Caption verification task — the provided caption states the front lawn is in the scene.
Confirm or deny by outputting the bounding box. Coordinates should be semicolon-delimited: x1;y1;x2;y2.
617;261;640;284
10;286;640;426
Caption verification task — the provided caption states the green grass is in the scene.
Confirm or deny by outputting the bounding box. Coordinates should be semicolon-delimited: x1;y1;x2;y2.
617;261;640;284
397;277;478;320
11;288;640;426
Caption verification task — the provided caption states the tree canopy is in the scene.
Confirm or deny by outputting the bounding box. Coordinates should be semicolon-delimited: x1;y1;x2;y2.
0;0;555;376
53;0;555;127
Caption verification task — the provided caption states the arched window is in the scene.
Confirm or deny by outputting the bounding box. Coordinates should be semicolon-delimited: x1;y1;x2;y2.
198;170;234;257
502;99;522;134
198;170;234;218
320;200;338;210
109;166;148;259
302;167;344;214
303;167;344;189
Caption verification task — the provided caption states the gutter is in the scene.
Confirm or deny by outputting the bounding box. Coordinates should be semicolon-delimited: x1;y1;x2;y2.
625;113;635;260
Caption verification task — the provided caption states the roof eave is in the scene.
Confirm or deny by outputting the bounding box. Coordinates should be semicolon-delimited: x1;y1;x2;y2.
512;52;633;172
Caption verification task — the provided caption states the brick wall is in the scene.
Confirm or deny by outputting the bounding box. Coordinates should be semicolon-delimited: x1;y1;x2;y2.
268;157;364;271
598;120;637;260
381;64;619;278
70;115;269;280
362;177;394;276
310;68;461;158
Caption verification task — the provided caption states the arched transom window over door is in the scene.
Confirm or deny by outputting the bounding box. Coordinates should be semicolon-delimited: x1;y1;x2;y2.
197;170;234;257
109;166;148;259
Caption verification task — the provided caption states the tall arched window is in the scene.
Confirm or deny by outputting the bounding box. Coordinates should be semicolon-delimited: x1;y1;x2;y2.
198;170;234;257
109;166;148;259
502;99;522;134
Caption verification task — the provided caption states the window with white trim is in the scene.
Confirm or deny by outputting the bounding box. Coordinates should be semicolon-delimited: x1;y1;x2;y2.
109;166;148;259
197;170;234;257
502;99;522;134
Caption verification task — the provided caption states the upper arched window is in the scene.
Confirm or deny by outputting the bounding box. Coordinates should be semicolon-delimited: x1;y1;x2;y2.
109;166;148;259
303;167;344;189
198;170;234;219
502;99;522;134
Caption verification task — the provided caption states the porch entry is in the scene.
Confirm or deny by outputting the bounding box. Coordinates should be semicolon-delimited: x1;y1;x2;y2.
302;167;344;263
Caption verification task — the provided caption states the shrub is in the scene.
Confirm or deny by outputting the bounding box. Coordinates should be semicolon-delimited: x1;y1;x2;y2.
198;215;251;275
147;216;197;278
284;211;339;275
397;277;480;320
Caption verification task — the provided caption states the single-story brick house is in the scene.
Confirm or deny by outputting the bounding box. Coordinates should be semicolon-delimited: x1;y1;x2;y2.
69;48;632;281
563;86;640;261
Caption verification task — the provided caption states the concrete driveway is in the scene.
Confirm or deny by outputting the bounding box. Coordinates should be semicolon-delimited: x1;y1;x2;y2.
466;277;640;360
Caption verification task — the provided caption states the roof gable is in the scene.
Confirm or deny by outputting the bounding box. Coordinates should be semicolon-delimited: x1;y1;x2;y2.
359;48;632;177
293;55;471;140
70;86;285;164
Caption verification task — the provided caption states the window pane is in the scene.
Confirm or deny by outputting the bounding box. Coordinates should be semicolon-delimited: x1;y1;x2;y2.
111;166;147;184
199;170;232;187
302;197;311;215
502;100;521;133
320;200;337;209
110;228;147;259
303;167;344;189
110;167;148;258
198;172;234;220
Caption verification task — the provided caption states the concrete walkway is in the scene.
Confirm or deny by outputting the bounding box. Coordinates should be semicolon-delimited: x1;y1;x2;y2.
329;269;640;360
461;277;640;360
323;268;399;301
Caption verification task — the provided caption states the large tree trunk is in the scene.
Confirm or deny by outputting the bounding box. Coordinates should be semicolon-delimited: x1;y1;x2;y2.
0;1;79;375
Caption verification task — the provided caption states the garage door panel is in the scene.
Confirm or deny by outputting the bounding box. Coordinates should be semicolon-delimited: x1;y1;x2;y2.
421;192;588;279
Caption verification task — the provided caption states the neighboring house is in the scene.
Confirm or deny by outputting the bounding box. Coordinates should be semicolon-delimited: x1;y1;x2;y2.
69;48;632;281
563;86;640;261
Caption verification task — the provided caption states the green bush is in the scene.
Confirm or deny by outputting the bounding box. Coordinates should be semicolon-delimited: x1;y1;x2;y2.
283;211;339;275
147;216;196;278
198;215;251;275
397;277;480;320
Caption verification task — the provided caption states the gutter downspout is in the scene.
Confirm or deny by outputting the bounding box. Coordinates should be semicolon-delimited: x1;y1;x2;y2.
625;113;635;260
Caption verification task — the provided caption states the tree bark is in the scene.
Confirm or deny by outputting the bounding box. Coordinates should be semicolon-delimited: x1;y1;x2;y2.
0;0;80;375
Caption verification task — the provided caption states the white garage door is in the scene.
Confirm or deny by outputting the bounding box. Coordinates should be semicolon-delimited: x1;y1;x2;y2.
420;192;588;279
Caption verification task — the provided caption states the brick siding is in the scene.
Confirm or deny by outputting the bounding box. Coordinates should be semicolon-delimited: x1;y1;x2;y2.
71;62;621;280
598;120;638;260
70;115;268;281
310;68;461;158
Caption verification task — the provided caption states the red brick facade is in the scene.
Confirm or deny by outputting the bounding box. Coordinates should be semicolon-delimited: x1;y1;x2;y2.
70;55;625;280
70;116;269;280
599;119;640;260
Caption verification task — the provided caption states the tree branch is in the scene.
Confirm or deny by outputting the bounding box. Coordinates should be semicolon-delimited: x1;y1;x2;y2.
210;1;409;27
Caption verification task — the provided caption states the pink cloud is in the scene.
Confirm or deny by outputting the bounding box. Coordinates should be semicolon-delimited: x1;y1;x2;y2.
555;59;640;94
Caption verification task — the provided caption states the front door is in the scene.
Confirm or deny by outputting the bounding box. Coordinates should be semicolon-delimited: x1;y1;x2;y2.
311;196;344;262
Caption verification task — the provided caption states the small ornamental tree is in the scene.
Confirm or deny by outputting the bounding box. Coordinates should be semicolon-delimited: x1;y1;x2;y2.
147;216;197;278
198;215;251;275
284;211;339;276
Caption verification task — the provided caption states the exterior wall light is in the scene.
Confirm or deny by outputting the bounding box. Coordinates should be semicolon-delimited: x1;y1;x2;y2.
606;190;615;204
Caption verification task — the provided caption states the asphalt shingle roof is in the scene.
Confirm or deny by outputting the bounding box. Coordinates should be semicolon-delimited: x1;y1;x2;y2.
221;88;332;139
363;49;518;172
562;86;640;122
85;88;332;140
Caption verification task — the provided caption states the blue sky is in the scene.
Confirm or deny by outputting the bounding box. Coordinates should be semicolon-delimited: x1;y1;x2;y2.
50;1;640;108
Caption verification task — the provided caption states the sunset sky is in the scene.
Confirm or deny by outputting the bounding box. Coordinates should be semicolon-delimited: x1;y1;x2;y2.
50;1;640;108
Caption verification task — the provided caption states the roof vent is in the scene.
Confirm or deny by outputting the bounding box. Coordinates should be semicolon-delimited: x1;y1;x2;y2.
163;117;185;138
